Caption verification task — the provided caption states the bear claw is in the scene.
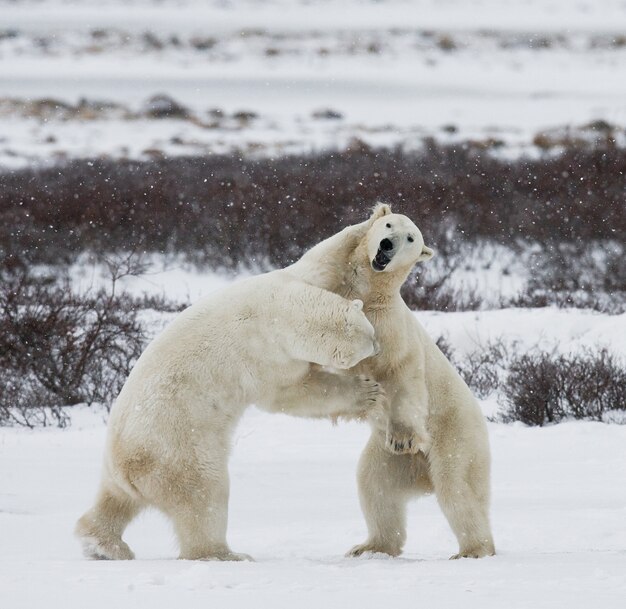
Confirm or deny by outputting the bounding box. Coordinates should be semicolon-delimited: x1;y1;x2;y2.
355;375;387;410
385;421;430;455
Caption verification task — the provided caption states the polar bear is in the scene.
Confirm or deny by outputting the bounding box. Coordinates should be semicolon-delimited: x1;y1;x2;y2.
75;270;384;561
288;204;496;559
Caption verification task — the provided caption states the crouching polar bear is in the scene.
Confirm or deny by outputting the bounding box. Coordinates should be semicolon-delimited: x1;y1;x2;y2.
291;204;496;559
76;269;385;561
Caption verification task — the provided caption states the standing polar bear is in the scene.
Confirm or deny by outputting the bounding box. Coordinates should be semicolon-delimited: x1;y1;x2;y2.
290;204;496;559
76;270;385;561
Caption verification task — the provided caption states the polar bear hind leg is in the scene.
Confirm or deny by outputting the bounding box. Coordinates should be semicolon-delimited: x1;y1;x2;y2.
347;434;432;557
156;457;252;561
75;483;141;560
428;444;495;559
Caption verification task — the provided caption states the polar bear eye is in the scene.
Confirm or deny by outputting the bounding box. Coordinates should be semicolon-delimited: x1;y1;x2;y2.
407;236;414;243
386;223;391;228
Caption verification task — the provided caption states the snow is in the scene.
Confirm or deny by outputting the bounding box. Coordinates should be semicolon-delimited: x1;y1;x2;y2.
3;0;626;34
1;406;626;608
1;0;625;166
67;254;240;303
420;308;626;359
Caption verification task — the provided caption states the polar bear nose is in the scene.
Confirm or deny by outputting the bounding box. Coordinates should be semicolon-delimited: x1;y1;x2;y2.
380;238;394;252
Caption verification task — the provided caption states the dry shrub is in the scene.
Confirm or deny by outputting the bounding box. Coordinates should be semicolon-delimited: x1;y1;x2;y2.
436;339;625;424
402;240;483;311
402;267;483;311
433;337;512;399
501;349;626;426
0;258;147;427
1;144;624;269
1;143;624;313
434;335;455;362
456;340;512;400
510;241;625;314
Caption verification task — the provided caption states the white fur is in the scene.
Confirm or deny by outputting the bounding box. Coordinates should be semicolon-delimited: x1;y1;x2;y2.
75;269;384;561
290;204;495;559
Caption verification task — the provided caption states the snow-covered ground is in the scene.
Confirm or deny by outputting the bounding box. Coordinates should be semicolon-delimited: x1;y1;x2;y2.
2;405;626;608
1;0;625;166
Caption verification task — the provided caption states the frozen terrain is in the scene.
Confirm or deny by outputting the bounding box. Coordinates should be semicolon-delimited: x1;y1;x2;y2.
1;403;626;608
1;0;625;166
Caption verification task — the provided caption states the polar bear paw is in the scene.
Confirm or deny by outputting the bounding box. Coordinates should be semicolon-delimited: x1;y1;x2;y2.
80;536;135;560
346;542;401;558
353;375;387;420
385;420;430;455
450;544;496;560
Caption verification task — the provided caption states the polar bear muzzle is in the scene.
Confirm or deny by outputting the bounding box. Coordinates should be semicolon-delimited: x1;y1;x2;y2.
372;238;394;271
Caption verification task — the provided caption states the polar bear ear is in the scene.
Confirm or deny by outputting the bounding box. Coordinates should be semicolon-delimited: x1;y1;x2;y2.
418;246;434;262
370;202;392;220
351;299;364;311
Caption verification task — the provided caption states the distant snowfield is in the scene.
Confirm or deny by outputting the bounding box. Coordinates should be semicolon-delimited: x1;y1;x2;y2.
1;0;625;166
3;0;626;35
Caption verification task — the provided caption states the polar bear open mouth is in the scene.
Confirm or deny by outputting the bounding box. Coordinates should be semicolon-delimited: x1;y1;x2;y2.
372;249;392;271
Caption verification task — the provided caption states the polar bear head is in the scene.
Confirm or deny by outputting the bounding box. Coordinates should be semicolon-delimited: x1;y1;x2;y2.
365;204;433;274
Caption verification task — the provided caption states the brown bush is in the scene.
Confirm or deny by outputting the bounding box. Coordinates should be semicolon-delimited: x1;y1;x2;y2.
0;260;147;427
508;241;625;314
1;143;624;312
1;144;624;267
436;339;626;424
501;349;626;425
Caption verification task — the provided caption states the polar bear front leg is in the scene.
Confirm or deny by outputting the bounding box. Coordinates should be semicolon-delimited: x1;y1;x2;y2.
264;369;386;421
385;380;431;455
